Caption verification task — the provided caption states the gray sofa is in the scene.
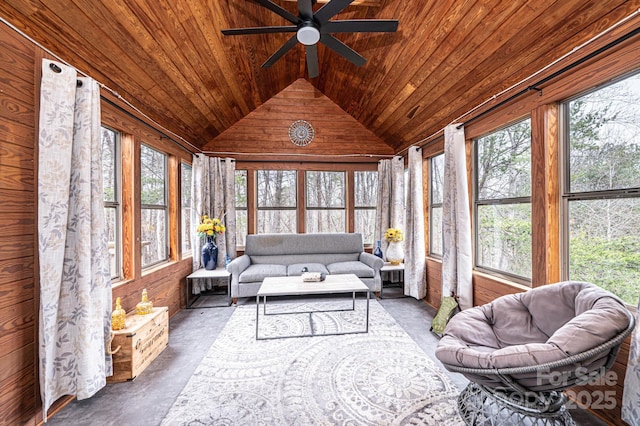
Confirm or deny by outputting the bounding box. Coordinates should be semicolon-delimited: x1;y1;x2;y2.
227;233;384;302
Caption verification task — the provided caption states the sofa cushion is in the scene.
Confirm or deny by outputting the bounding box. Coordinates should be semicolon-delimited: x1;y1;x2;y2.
327;261;374;278
245;233;364;256
239;264;287;283
287;263;330;276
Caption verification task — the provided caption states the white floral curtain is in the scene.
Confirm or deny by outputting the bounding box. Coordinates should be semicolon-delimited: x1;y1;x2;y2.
622;295;640;425
37;59;112;420
442;124;473;310
404;146;427;299
191;155;236;290
375;156;405;284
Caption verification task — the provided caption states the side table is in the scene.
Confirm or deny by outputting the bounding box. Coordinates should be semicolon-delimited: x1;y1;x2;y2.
380;262;405;298
186;267;231;308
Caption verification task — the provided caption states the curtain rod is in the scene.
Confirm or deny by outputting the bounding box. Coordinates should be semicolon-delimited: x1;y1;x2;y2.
0;16;202;156
101;96;197;156
457;23;640;129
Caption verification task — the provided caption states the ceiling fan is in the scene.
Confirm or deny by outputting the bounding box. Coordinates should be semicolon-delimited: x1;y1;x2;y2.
221;0;399;78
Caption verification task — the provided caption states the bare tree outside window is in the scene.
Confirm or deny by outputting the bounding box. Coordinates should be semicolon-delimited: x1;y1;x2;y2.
257;170;297;233
429;154;444;257
355;171;377;245
235;170;248;245
475;119;532;281
140;144;168;267
101;126;120;280
565;72;640;305
306;171;346;233
181;163;192;257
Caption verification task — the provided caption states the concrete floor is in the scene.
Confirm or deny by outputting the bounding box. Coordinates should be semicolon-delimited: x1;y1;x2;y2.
47;287;606;425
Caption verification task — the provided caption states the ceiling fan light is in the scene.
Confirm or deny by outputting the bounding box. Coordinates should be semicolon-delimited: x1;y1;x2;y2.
297;26;320;45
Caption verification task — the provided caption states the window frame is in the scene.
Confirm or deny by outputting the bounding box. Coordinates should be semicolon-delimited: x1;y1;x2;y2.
180;162;192;258
256;169;298;234
101;125;122;281
353;170;378;246
560;72;640;305
305;170;347;234
235;169;248;247
140;143;169;269
428;153;444;258
473;118;533;284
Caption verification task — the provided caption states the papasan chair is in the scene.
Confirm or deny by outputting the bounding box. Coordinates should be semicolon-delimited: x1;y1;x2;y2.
435;281;635;425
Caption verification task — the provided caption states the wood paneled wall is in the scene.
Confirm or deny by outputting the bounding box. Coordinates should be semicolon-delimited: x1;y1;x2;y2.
202;78;394;159
0;22;194;425
0;25;38;426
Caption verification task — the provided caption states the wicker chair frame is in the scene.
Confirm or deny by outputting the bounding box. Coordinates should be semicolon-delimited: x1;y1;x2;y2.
441;309;635;424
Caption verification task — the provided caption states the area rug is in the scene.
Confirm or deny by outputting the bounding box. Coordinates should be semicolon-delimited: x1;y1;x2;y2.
162;299;463;425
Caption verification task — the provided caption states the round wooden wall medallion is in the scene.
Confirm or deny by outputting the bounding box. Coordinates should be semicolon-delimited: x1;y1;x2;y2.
288;120;315;146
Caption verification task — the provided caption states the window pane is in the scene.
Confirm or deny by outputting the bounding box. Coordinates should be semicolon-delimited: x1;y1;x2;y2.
568;198;640;305
430;206;443;256
477;203;532;279
236;210;247;246
141;145;166;205
568;73;640;193
306;171;345;208
355;209;375;245
102;127;116;202
477;119;531;200
258;210;297;234
306;210;346;234
141;209;167;267
258;170;296;207
431;154;444;204
104;207;118;279
235;170;247;208
181;164;192;255
355;171;378;207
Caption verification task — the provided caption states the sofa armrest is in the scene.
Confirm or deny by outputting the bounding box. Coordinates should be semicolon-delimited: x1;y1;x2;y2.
227;254;251;275
359;252;384;271
227;255;251;299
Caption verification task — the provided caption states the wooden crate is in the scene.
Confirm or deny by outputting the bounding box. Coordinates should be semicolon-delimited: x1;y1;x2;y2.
108;306;169;383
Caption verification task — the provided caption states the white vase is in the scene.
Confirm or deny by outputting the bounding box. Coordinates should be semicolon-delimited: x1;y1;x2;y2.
386;241;404;265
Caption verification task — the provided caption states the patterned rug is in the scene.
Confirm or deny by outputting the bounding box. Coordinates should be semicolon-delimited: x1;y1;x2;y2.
162;299;463;425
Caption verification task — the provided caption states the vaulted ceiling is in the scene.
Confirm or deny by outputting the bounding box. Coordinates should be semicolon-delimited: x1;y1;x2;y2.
1;1;638;153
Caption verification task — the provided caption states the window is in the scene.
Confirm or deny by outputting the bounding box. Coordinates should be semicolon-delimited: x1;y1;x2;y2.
235;170;248;246
563;72;640;305
140;144;168;267
181;163;192;257
474;118;532;281
305;171;346;233
354;171;378;245
102;126;120;280
429;154;444;257
257;170;297;233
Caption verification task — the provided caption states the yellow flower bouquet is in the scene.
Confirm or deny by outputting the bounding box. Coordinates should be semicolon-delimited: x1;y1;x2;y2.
384;228;404;243
197;214;226;240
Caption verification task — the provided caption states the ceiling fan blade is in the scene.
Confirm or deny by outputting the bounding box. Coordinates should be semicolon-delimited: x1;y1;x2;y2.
314;0;355;23
222;26;297;36
320;33;366;67
262;35;299;68
322;19;399;34
305;44;319;78
298;0;314;20
251;0;300;24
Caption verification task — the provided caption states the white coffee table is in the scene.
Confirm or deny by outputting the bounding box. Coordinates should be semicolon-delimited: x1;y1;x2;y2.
255;273;371;340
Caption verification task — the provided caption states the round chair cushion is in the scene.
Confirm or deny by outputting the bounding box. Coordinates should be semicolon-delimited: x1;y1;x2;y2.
435;281;631;391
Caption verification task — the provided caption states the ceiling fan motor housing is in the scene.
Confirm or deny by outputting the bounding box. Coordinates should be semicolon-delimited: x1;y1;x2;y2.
297;22;320;45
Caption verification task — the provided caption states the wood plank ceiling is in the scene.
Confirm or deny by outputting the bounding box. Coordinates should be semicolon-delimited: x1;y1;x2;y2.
0;0;638;153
